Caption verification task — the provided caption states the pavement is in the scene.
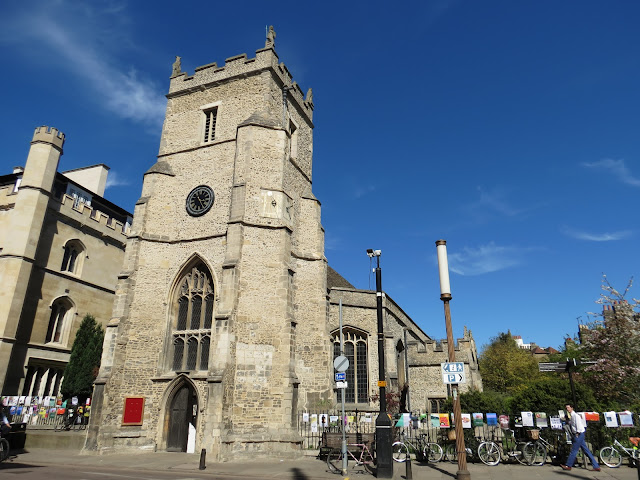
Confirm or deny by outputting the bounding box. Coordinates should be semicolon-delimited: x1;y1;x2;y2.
2;448;640;480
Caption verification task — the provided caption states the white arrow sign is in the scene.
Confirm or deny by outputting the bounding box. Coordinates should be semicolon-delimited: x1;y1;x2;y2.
442;372;466;384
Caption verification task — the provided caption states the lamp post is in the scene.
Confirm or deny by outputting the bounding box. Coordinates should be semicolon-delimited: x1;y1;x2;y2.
367;248;392;478
436;240;470;480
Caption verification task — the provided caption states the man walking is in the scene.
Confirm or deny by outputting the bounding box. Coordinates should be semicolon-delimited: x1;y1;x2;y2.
561;403;600;471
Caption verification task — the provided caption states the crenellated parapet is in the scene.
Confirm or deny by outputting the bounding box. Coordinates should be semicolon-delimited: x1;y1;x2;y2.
57;194;130;238
168;38;313;123
32;125;65;152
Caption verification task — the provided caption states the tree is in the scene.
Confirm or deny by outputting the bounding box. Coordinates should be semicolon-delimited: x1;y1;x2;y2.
61;314;104;402
506;377;600;413
578;276;640;407
478;332;541;394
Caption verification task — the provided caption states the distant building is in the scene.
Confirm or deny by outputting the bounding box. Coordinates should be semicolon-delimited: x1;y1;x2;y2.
512;334;558;360
0;126;131;396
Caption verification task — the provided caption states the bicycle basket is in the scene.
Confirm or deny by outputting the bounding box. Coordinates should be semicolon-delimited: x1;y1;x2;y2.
447;429;456;441
527;429;540;440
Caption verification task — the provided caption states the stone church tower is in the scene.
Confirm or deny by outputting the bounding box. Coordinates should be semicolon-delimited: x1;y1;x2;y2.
87;29;333;459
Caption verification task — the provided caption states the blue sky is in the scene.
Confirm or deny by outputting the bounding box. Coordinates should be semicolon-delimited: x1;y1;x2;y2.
2;0;639;352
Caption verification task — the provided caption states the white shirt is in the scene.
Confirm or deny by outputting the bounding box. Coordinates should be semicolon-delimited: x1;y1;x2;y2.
568;411;586;434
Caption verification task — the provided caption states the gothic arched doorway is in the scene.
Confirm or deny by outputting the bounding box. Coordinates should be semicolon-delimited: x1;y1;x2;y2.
166;383;198;452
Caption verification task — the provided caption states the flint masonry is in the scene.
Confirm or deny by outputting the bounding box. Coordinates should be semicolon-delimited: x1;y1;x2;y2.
85;29;481;460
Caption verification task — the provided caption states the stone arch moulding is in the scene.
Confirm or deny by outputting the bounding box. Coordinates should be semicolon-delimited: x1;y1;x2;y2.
329;325;370;338
166;252;219;306
156;374;202;452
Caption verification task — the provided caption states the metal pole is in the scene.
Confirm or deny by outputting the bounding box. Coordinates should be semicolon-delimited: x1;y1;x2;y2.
567;358;578;408
373;253;393;478
403;328;411;413
340;299;347;475
436;240;470;480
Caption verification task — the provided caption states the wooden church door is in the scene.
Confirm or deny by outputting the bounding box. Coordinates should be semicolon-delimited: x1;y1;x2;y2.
167;384;196;451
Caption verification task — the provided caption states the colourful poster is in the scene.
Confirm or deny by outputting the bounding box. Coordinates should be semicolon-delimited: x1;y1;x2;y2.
550;416;563;430
619;412;634;428
439;413;450;428
604;412;618;428
584;412;600;422
431;413;440;428
522;411;534;427
535;412;548;428
499;415;510;429
461;413;472;429
472;413;484;427
486;413;497;426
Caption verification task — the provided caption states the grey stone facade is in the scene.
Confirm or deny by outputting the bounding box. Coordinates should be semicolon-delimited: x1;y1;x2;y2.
86;32;482;460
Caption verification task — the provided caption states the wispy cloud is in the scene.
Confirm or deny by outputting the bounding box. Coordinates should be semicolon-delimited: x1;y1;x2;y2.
561;226;632;242
0;1;165;127
105;171;131;189
446;242;538;276
463;186;538;223
581;158;640;187
353;185;376;199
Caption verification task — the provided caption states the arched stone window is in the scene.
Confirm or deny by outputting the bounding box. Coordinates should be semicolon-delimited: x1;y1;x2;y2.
170;262;213;372
61;240;85;274
45;297;74;344
332;328;369;404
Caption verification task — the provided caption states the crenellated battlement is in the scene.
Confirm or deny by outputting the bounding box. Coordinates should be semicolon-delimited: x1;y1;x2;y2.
32;126;65;152
58;194;130;238
168;41;314;122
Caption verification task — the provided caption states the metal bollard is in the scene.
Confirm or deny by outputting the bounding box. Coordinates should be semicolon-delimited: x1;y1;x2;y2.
199;448;206;470
405;456;413;480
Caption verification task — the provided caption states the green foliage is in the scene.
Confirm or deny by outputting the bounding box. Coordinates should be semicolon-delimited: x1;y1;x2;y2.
506;376;601;413
443;389;508;413
578;278;640;406
61;314;104;402
478;331;541;394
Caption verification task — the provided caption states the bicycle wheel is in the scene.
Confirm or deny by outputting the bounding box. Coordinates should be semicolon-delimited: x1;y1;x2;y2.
424;442;444;463
327;448;345;474
478;441;501;466
392;441;409;463
444;443;457;462
514;442;529;465
0;438;9;462
526;442;546;466
599;446;622;468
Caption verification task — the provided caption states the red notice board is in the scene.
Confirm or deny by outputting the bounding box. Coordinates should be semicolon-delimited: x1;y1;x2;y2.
122;396;145;426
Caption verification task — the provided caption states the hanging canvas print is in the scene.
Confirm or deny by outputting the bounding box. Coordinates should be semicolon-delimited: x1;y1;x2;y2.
461;413;472;429
472;413;484;427
604;412;618;428
499;415;510;429
535;412;548;428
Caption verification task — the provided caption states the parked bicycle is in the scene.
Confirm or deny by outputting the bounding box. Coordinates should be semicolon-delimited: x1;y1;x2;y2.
523;435;552;466
478;429;529;466
392;431;443;463
327;442;375;474
0;432;9;463
599;437;640;468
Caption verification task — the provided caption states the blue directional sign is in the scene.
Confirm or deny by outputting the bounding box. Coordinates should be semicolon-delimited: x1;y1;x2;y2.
441;362;466;384
335;372;346;381
441;362;464;373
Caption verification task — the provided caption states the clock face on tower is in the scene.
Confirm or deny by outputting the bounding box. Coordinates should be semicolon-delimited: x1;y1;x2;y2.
186;185;214;217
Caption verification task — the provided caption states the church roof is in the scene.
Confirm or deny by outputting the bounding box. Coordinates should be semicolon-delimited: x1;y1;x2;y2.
327;266;355;289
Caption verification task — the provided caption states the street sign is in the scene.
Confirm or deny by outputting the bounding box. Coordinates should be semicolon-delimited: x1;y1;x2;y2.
333;355;349;372
378;381;387;387
442;372;465;384
538;362;568;373
336;381;348;389
335;372;346;381
441;362;464;373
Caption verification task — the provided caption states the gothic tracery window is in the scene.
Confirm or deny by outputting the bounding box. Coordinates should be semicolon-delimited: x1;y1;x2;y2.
46;297;73;344
61;240;85;274
332;329;369;404
171;263;213;372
